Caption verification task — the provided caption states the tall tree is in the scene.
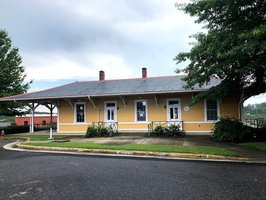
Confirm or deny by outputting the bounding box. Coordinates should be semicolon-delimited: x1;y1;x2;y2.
175;0;266;105
0;29;31;115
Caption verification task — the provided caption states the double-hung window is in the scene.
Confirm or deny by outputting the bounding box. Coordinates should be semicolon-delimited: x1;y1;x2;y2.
205;99;219;121
75;103;86;123
135;100;147;122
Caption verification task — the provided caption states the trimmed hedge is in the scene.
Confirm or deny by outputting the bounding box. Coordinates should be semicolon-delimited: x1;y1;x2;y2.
212;117;266;143
0;125;30;134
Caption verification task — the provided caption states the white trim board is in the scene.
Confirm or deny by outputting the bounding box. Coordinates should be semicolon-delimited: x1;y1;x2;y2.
60;121;215;126
60;123;90;126
183;121;215;124
119;122;150;125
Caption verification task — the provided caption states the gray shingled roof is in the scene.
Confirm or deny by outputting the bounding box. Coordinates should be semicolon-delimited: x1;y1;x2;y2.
0;76;221;101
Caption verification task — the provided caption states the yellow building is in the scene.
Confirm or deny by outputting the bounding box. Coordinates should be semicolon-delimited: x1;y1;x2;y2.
0;68;241;135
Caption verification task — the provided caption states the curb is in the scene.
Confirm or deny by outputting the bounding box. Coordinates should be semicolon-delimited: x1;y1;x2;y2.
5;141;265;163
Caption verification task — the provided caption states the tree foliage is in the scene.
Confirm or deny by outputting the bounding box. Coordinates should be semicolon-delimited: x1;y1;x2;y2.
175;0;266;103
0;29;31;115
244;102;266;119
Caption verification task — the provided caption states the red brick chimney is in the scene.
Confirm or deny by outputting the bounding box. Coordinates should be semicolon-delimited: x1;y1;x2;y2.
142;67;147;78
99;70;105;81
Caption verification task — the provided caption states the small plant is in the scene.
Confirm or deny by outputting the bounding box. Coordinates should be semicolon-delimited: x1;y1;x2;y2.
152;123;185;137
153;125;165;136
97;126;110;136
86;124;116;137
86;125;98;137
166;124;185;137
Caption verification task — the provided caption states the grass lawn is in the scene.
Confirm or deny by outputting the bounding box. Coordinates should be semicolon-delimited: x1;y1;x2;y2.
25;142;239;157
240;142;266;152
6;135;66;141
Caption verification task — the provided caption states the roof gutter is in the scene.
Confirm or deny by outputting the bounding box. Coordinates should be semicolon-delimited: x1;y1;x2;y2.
0;89;206;102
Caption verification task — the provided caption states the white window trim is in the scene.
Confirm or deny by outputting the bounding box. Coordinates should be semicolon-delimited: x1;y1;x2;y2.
204;99;220;122
166;98;182;121
104;101;117;122
135;99;148;123
74;102;86;124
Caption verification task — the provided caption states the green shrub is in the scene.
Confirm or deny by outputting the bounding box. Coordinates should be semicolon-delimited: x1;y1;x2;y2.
86;125;98;137
252;127;266;142
153;125;165;136
212;117;253;143
86;125;116;137
166;124;185;137
98;126;109;136
0;125;29;134
152;124;185;137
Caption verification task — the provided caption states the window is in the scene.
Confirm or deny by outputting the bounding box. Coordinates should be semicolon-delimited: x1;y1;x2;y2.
167;99;180;121
42;120;46;125
75;103;85;123
205;99;218;121
135;100;147;122
24;121;28;126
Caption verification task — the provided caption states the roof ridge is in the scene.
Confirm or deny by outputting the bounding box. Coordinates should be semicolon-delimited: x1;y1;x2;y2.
79;74;186;83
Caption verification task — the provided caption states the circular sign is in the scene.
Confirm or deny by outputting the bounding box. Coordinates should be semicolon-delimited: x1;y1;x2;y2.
184;106;190;112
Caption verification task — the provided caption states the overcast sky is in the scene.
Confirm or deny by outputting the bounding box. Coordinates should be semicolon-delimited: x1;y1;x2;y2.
0;0;265;105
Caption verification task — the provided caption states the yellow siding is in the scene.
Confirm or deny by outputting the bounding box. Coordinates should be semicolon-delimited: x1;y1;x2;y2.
183;123;215;132
220;97;239;119
181;95;205;121
58;93;239;133
60;125;88;132
59;101;74;123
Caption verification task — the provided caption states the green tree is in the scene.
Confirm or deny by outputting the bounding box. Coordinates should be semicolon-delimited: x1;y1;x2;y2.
0;29;31;115
175;0;266;105
244;102;266;119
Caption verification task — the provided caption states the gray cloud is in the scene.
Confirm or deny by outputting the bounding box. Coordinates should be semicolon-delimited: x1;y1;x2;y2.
0;0;201;80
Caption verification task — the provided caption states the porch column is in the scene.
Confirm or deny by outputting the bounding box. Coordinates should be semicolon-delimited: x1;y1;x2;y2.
28;103;39;133
44;103;56;139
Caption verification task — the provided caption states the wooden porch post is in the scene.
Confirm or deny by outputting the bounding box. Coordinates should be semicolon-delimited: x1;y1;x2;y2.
44;103;56;139
28;103;39;134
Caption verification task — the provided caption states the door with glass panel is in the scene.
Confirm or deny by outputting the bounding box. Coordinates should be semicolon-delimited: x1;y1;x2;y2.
167;99;180;121
104;102;117;123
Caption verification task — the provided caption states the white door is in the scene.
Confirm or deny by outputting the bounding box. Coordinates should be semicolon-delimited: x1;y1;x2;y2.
104;102;117;122
167;99;181;121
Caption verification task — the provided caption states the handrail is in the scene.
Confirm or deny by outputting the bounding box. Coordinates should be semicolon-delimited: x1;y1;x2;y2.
92;121;118;134
244;118;266;128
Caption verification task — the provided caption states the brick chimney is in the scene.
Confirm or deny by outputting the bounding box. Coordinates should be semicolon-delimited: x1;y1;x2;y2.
142;67;147;78
99;70;105;81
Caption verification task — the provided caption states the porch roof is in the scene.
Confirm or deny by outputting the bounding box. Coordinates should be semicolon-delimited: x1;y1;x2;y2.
0;75;220;101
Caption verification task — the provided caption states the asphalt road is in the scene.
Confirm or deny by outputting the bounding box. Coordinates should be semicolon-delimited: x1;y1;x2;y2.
0;140;265;200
